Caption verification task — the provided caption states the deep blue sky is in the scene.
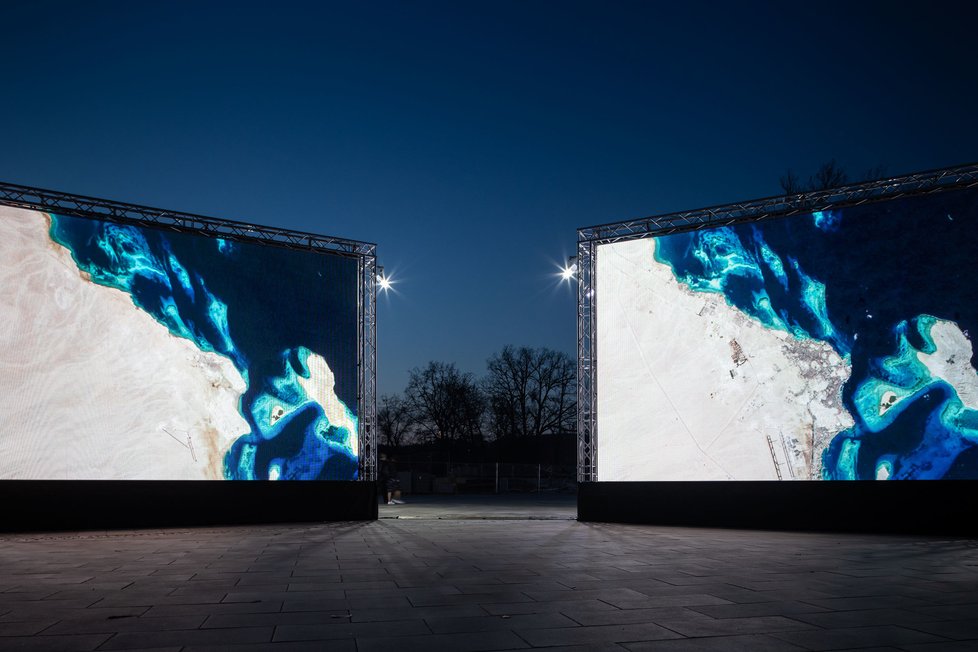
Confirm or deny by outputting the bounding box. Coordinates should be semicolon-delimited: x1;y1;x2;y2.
2;1;976;397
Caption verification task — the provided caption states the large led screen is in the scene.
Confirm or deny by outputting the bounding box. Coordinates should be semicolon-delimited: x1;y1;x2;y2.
596;186;978;481
0;205;359;480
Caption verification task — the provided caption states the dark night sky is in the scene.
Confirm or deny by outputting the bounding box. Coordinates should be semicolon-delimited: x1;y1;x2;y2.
1;1;976;397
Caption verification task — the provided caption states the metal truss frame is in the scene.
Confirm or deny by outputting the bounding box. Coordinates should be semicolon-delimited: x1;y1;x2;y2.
358;253;378;481
0;181;374;256
576;162;978;482
576;239;596;482
0;180;378;481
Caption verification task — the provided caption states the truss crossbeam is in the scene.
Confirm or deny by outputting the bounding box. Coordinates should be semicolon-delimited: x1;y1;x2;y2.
0;181;375;257
579;163;978;245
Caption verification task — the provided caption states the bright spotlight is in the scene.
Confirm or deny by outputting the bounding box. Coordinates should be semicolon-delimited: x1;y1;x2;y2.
376;265;392;292
560;256;578;282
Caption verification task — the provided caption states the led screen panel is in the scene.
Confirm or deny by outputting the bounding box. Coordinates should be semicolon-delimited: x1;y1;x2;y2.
596;186;978;480
0;205;359;480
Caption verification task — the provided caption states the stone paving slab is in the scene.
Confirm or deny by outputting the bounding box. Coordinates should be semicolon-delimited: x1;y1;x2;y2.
0;517;976;651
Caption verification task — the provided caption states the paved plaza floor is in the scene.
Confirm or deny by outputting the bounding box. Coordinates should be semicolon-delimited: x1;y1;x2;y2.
1;495;977;651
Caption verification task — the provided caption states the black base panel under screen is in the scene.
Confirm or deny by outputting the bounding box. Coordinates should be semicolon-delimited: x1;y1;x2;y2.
578;481;978;536
0;481;378;532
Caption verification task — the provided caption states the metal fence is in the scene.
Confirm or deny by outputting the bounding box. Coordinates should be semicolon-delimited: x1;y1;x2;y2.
385;461;576;494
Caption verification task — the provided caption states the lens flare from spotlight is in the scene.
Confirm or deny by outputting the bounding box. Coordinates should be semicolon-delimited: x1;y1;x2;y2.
377;274;392;291
560;262;578;281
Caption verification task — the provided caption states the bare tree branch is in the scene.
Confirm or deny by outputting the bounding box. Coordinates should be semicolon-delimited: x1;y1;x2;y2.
780;170;803;195
378;394;413;448
405;361;485;444
485;346;576;440
810;159;848;190
781;160;887;195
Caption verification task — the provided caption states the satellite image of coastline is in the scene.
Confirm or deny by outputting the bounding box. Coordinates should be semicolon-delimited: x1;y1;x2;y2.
0;206;359;480
596;186;978;481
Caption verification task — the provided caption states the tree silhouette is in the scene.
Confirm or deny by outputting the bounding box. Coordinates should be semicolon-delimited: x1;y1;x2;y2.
405;361;485;445
780;160;887;194
484;346;576;440
378;394;413;448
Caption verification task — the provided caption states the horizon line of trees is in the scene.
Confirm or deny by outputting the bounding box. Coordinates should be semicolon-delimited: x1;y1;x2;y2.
378;345;576;450
779;159;887;195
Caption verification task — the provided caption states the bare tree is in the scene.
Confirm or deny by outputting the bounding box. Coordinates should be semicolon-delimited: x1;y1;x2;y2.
780;160;886;195
811;159;849;190
484;346;576;440
779;169;804;195
861;164;888;182
405;361;485;445
378;394;413;448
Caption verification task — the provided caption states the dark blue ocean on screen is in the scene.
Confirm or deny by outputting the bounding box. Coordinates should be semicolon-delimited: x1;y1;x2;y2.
653;187;978;480
49;215;359;480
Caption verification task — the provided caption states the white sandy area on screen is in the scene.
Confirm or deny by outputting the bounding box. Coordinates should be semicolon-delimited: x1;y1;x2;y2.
918;320;978;410
0;205;249;479
595;238;853;481
297;353;358;452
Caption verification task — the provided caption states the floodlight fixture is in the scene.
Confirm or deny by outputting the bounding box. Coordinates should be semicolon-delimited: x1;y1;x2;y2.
376;265;392;292
561;256;579;281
